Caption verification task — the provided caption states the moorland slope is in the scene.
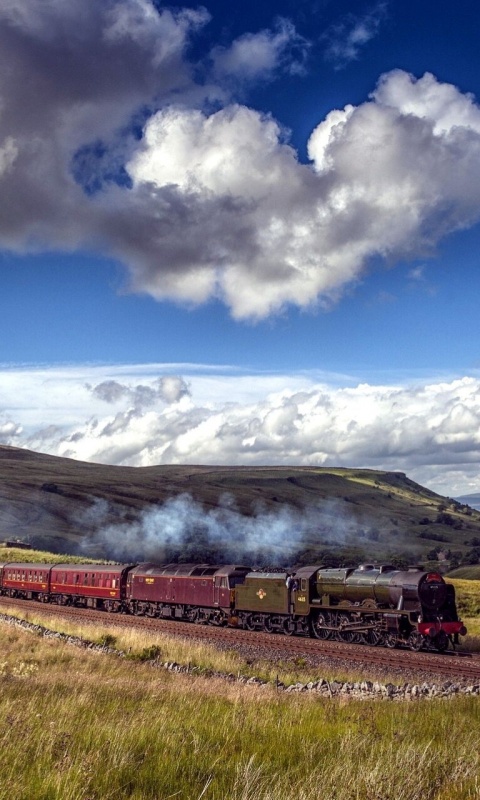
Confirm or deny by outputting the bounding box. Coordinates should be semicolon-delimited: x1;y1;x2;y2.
1;444;479;566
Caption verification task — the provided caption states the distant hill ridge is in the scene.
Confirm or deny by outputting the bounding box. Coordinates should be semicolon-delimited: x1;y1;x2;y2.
1;445;480;568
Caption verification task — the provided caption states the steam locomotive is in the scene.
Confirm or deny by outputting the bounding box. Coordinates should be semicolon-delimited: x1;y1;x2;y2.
0;560;466;652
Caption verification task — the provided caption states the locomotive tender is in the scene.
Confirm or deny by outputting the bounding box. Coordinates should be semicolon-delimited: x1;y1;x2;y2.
0;560;466;652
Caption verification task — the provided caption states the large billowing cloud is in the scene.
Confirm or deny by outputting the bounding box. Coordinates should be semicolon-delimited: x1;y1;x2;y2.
0;0;210;247
2;365;480;495
2;2;480;318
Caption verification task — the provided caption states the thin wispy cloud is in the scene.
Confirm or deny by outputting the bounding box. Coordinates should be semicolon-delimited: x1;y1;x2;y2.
323;2;388;69
210;17;310;85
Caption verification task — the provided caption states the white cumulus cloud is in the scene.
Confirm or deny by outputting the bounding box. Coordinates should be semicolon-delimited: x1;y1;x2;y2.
114;69;480;318
2;365;480;496
1;2;480;319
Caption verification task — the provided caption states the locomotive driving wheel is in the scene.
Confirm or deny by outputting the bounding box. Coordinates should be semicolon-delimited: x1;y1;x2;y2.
336;613;355;643
365;628;384;647
311;611;332;640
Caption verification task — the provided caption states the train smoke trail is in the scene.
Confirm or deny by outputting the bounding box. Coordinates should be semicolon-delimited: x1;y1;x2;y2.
79;492;364;566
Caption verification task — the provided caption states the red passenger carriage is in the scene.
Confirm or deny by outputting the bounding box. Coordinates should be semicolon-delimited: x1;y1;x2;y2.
49;563;133;611
1;562;51;600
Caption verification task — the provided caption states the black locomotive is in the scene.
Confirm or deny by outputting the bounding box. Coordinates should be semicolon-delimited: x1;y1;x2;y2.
0;559;466;652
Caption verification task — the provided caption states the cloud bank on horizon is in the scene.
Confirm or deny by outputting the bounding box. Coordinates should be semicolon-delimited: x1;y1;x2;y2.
1;365;480;497
2;1;480;318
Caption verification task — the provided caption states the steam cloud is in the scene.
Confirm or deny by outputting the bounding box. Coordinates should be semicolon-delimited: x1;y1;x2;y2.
79;493;374;566
1;2;480;317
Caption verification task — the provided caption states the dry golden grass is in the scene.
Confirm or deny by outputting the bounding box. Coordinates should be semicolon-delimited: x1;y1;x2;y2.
1;611;480;799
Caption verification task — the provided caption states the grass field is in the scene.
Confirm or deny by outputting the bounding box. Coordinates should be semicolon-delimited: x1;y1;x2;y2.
1;618;480;800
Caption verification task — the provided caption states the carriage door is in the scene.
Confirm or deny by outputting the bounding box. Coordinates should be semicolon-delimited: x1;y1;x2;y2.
214;576;221;606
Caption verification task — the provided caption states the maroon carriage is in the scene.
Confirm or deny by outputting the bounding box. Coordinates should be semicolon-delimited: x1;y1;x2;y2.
49;563;134;611
126;563;250;624
1;562;52;600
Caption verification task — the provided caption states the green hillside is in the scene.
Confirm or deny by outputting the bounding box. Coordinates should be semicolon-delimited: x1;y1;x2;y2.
446;565;480;580
1;445;480;568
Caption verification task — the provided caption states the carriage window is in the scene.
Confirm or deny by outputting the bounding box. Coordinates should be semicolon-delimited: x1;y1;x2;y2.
112;579;116;589
221;578;228;588
301;579;307;591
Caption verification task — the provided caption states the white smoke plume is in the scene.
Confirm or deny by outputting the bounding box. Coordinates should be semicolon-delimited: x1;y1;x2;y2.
78;493;381;566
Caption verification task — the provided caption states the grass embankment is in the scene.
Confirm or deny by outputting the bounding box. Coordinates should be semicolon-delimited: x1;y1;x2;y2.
447;567;480;581
0;547;108;564
0;605;386;687
1;620;480;800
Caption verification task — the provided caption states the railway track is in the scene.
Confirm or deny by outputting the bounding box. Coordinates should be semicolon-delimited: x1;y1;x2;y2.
2;595;479;683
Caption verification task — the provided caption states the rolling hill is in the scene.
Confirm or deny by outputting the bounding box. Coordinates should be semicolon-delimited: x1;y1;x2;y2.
1;444;480;568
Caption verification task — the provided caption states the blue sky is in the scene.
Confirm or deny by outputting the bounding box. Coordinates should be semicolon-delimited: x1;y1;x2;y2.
1;0;480;496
